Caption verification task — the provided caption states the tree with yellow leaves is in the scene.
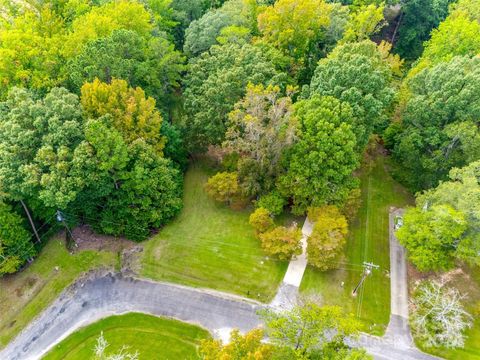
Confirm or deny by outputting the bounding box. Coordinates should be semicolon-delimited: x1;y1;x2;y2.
307;206;348;271
257;0;332;80
199;329;274;360
81;79;165;153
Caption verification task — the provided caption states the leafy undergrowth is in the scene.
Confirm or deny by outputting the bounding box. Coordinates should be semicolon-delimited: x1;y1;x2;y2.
141;159;290;302
0;239;117;348
300;154;413;335
42;313;210;360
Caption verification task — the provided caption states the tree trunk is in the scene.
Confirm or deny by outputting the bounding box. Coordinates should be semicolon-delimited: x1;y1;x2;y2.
20;200;41;244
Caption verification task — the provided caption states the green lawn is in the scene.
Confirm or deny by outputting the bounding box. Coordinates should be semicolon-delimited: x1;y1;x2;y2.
43;313;210;360
0;239;117;348
141;160;288;302
300;155;413;335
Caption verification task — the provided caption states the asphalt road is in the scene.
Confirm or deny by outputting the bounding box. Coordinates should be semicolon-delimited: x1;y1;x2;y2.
0;210;441;360
0;273;262;360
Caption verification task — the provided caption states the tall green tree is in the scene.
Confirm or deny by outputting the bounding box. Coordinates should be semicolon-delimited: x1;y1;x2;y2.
0;87;84;232
183;42;280;151
63;0;154;58
67;29;184;109
257;0;332;80
98;139;183;241
409;0;480;77
0;7;66;97
392;56;480;190
279;96;359;215
223;84;297;197
81;79;166;153
415;160;480;265
183;0;257;56
395;0;453;60
72;118;183;241
309;40;395;146
260;302;362;359
341;3;385;44
397;205;468;271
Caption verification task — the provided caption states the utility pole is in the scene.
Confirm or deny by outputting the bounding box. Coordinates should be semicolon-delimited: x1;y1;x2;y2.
352;262;379;296
56;210;78;249
20;200;41;243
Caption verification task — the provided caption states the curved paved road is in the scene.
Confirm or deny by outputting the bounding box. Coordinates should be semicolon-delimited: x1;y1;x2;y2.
1;272;440;360
0;273;262;360
1;209;441;360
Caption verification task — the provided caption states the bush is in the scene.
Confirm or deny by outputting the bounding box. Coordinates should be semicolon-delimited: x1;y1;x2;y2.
0;202;35;276
256;191;286;216
307;206;348;270
259;224;302;260
249;207;274;235
341;188;362;221
204;172;239;204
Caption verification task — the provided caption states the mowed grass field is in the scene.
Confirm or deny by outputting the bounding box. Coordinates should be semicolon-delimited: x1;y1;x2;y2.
43;313;210;360
0;239;117;348
300;155;413;335
141;160;288;302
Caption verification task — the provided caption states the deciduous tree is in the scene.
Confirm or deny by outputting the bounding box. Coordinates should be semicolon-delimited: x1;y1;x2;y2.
68;29;184;109
224;84;297;197
183;0;257;56
0;7;65;97
81;79;165;153
63;0;154;58
278;96;359;215
395;0;453;60
307;206;348;270
256;191;286;216
200;329;274;360
258;0;332;78
392;56;480;191
183;43;280;150
411;280;473;348
204;172;240;204
259;224;302;260
415;160;480;265
249;207;274;235
260;302;361;358
396;205;468;271
409;3;480;77
341;4;385;44
309;40;395;145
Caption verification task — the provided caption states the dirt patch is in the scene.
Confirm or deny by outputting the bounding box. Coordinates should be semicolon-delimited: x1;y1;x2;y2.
69;225;136;253
206;145;229;164
14;276;38;298
408;263;480;306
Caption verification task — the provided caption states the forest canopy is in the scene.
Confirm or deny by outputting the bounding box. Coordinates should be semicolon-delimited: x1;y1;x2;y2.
0;0;478;278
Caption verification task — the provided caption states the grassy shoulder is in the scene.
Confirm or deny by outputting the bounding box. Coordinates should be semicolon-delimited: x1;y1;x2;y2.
0;238;117;348
300;155;413;335
416;265;480;360
43;312;210;360
141;160;288;302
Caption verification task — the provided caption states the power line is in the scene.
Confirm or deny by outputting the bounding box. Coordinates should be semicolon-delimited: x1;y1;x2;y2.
0;214;58;268
352;262;379;318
